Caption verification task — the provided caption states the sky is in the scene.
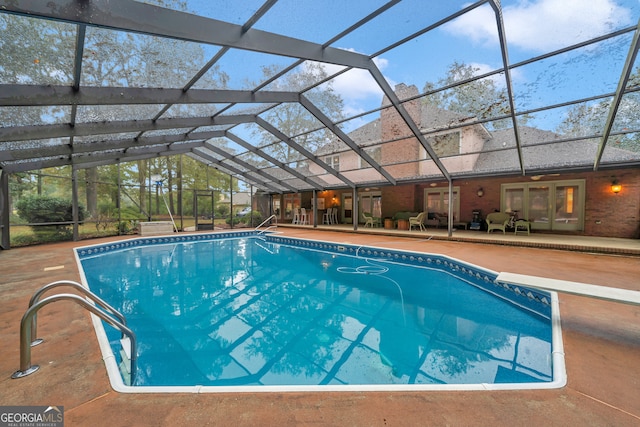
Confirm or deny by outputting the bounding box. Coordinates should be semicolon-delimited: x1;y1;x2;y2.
141;0;639;133
323;0;639;125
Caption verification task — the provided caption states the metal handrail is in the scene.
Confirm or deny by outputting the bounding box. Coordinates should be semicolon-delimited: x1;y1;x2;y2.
12;294;137;385
255;214;277;234
28;280;126;346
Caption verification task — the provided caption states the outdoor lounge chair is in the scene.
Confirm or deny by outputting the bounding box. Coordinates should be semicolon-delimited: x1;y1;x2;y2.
486;212;510;234
409;212;426;231
362;211;381;227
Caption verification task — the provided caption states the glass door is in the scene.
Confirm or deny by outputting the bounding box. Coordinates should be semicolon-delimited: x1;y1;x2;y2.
342;193;353;224
528;185;551;230
424;187;460;221
358;191;382;224
504;187;524;216
501;179;585;231
283;194;300;222
553;184;582;230
272;197;281;219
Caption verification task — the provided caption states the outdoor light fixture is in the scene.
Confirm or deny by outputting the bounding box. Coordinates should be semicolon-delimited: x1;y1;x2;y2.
477;188;484;197
611;179;622;194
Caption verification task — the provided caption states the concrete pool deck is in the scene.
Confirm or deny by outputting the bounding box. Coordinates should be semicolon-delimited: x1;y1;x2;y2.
1;229;639;426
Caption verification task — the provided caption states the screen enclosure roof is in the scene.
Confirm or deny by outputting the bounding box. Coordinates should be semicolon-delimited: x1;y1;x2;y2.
1;0;639;193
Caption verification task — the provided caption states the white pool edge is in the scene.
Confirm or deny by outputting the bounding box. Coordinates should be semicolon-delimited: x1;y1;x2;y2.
74;235;567;393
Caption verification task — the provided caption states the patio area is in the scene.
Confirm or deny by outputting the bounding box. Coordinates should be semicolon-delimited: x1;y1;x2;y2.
1;228;639;426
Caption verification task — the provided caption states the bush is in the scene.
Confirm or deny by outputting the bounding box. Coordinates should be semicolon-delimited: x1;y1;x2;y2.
246;210;263;225
16;195;86;224
15;196;86;239
215;204;230;218
225;210;262;227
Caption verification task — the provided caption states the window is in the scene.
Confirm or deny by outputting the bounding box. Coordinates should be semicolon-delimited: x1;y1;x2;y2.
501;179;585;231
359;146;382;168
325;155;340;171
426;131;461;157
358;191;382;220
423;186;460;221
283;193;301;220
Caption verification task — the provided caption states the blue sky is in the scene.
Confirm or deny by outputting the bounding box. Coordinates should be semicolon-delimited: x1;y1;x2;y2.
169;0;639;130
321;0;639;125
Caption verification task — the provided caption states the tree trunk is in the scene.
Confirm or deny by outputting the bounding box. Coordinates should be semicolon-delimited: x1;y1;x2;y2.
85;167;98;217
167;156;174;214
138;160;147;217
176;155;183;217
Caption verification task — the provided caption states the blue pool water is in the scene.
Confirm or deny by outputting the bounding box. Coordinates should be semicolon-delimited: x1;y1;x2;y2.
77;233;557;389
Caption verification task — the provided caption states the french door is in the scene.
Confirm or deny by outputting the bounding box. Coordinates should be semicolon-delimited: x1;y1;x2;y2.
502;180;585;231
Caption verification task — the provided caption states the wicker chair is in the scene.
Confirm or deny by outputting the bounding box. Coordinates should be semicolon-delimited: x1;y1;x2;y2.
486;212;510;234
409;212;426;231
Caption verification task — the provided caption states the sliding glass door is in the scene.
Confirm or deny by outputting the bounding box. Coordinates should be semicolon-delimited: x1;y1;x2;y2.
501;180;585;231
423;187;460;220
358;191;382;224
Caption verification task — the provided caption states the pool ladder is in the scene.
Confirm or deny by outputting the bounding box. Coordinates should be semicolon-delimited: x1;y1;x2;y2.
11;280;137;386
255;214;278;235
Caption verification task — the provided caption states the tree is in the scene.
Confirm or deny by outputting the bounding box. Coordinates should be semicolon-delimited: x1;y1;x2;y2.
555;67;640;153
423;62;515;129
251;62;345;161
2;0;232;220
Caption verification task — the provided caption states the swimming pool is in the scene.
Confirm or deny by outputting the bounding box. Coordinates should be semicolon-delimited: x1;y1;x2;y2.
75;231;565;392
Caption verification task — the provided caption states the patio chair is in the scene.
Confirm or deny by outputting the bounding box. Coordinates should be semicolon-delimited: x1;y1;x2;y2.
362;211;381;227
486;212;510;234
409;212;426;231
299;208;309;225
331;207;338;224
323;207;334;225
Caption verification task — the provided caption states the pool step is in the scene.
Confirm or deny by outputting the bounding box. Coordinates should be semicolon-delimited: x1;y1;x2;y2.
118;337;132;385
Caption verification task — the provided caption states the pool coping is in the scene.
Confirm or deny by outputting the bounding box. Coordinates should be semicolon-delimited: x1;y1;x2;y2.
73;231;567;393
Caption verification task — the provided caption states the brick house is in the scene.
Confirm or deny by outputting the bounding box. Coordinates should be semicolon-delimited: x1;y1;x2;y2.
273;84;639;239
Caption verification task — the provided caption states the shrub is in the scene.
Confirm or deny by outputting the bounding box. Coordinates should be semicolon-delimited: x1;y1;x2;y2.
16;195;86;224
215;204;230;218
226;210;262;227
15;196;86;239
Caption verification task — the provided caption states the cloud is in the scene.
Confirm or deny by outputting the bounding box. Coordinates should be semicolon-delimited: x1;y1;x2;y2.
308;55;393;117
321;56;390;102
444;0;633;53
467;61;524;85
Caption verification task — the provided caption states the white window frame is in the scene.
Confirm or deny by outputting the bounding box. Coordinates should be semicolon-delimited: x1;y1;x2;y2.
423;186;460;221
325;155;340;171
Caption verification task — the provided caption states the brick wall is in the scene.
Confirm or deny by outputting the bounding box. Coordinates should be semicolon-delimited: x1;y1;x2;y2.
418;169;639;238
380;84;421;179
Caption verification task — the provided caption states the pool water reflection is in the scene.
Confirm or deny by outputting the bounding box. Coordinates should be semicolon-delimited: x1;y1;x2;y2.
78;235;555;389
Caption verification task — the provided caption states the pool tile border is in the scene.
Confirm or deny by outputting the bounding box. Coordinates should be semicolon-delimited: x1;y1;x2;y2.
75;231;256;259
266;235;552;319
76;231;551;319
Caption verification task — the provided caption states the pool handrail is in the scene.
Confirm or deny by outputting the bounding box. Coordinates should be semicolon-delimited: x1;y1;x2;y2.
255;214;278;234
27;280;127;346
12;293;137;386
